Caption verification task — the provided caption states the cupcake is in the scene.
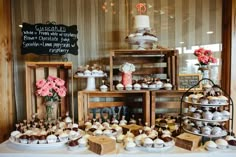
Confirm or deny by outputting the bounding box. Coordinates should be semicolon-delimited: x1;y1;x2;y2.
68;139;79;151
192;111;201;119
28;135;39;144
125;141;136;151
103;129;112;137
84;69;92;76
208;96;219;105
93;129;103;136
10;130;21;142
199;96;209;105
125;84;133;90
211;127;222;135
153;138;164;148
116;83;124;91
228;139;236;149
163;83;172;90
38;135;47;144
212;111;223;120
19;134;29;144
162;137;174;147
148;83;156;89
58;132;69;142
225;135;235;141
215;138;228;149
142;137;154;147
204;140;217;151
191;127;200;134
221;110;230;120
191;94;199;103
46;134;57;144
202;110;213;120
100;84;108;92
78;137;88;147
133;83;141;90
155;80;163;89
217;95;228;105
201;126;212;135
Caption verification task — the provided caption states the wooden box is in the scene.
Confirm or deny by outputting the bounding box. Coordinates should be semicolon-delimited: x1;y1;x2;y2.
150;90;193;125
175;133;202;151
78;90;150;125
25;62;73;120
109;49;179;91
88;135;116;155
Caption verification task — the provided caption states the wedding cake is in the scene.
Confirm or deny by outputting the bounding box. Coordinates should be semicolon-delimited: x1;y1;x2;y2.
134;15;150;30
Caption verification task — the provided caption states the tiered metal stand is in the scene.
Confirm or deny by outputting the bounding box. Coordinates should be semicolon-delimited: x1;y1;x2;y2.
180;78;234;141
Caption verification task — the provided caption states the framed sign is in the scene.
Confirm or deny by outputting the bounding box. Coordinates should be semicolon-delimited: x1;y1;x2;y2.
21;23;78;55
178;74;202;90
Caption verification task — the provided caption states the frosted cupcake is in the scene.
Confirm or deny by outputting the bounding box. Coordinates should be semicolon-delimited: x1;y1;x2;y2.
125;84;133;90
116;83;124;91
215;138;228;149
163;83;172;90
143;137;154;148
100;84;108;92
133;83;141;90
204;140;217;151
153;138;164;148
125;141;136;151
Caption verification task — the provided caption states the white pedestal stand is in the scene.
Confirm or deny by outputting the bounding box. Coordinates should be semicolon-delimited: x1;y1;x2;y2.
126;35;158;50
76;75;106;91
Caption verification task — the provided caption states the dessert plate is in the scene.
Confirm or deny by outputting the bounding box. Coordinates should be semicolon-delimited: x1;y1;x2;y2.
9;138;67;150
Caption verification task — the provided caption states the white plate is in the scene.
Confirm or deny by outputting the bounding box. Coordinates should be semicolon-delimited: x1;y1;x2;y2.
9;138;67;150
183;127;227;138
136;142;174;152
185;116;229;123
184;100;228;107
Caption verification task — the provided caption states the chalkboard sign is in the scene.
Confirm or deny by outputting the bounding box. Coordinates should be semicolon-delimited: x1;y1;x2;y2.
178;74;202;90
21;23;78;55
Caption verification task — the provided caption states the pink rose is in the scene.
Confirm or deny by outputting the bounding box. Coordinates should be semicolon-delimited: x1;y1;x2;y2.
39;87;50;97
209;56;217;63
47;75;57;81
57;87;66;97
36;79;46;88
46;81;55;89
198;55;209;64
204;50;212;56
55;78;65;86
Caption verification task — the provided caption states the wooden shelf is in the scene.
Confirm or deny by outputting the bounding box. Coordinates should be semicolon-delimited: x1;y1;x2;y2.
78;90;150;125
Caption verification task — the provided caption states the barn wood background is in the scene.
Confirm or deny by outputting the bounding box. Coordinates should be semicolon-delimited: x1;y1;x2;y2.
11;0;223;121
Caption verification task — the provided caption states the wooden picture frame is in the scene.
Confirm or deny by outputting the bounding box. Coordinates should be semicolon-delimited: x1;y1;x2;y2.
178;74;202;90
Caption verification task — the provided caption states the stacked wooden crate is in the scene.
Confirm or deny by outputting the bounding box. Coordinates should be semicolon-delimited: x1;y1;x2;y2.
109;49;179;91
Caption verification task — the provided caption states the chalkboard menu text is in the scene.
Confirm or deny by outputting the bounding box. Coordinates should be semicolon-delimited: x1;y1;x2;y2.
21;23;78;55
178;74;202;90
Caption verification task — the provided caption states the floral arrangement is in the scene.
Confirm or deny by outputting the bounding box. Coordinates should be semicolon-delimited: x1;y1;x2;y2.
194;48;217;65
36;76;67;102
119;62;135;73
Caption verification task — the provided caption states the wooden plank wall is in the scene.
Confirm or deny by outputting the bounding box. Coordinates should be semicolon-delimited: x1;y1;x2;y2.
0;0;14;143
11;0;223;122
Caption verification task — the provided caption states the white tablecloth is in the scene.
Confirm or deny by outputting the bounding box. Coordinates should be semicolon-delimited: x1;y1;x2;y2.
0;140;236;157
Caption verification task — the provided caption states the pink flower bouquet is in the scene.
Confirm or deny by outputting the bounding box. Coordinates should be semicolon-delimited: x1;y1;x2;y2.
194;48;217;65
35;76;67;102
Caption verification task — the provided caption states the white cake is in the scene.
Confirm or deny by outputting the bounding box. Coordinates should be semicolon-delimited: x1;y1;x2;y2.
134;15;150;29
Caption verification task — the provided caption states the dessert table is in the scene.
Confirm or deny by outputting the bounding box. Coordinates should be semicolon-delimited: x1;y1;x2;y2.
0;140;236;157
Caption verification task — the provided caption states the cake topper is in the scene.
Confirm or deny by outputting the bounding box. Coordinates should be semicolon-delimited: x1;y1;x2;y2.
136;3;146;14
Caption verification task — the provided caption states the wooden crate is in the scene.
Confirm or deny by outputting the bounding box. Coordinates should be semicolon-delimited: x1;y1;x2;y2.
78;90;150;125
25;62;73;120
109;49;179;91
150;90;192;125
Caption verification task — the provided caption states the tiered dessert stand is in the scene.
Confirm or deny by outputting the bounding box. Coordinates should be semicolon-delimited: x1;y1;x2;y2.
180;78;234;140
